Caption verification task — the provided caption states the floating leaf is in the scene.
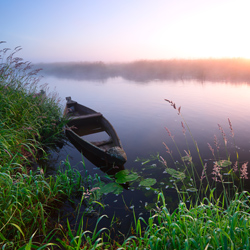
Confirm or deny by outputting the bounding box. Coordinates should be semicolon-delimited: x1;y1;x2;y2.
216;160;232;167
165;168;185;180
165;168;178;175
115;170;139;184
100;182;123;195
172;172;185;179
139;178;157;187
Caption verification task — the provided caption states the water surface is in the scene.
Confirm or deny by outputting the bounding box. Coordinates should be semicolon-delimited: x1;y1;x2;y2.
42;76;250;233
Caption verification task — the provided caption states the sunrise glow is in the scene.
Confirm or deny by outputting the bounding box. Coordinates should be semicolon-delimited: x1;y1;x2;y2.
1;0;250;62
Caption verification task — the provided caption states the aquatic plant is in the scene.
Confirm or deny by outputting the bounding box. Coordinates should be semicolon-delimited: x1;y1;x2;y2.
3;42;250;249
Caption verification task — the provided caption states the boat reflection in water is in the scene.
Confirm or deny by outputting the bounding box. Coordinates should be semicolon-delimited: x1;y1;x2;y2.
64;97;127;185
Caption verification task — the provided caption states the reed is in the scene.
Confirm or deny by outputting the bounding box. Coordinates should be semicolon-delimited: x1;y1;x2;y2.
0;44;105;249
2;43;250;249
57;100;250;249
115;100;250;249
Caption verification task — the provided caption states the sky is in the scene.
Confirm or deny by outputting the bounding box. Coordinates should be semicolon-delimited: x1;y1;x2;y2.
1;0;250;63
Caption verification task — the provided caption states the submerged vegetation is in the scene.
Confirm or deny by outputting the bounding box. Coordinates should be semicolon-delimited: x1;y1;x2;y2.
1;42;250;249
38;58;250;83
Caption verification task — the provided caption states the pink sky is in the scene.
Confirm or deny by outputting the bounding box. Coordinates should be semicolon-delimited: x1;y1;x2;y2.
1;0;250;62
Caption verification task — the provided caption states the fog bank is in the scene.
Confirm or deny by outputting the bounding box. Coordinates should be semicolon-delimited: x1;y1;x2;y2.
36;59;250;83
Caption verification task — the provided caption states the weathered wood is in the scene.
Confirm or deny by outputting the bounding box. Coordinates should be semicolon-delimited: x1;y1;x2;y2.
64;97;127;165
91;139;113;147
70;113;102;120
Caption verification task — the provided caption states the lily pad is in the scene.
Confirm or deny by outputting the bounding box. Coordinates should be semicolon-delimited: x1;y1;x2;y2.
115;170;139;184
165;168;178;175
165;168;186;180
139;178;157;187
100;182;123;195
172;172;186;180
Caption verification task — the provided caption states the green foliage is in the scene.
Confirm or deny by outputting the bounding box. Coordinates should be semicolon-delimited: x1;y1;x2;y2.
165;168;186;180
100;182;123;195
118;192;250;249
2;44;250;249
0;158;103;249
139;178;157;187
0;45;68;169
0;44;104;249
115;170;139;184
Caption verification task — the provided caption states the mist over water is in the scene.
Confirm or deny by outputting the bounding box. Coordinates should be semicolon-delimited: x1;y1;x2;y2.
37;59;250;83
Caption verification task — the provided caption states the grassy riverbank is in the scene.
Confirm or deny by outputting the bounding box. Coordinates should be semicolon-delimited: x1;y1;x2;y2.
1;44;250;249
0;44;103;249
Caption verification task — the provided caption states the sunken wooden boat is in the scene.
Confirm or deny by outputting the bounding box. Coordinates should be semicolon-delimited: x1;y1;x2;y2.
64;97;127;165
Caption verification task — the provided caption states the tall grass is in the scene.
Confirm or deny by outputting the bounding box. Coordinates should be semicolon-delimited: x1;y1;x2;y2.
115;100;250;249
0;43;105;249
2;42;250;249
58;100;250;249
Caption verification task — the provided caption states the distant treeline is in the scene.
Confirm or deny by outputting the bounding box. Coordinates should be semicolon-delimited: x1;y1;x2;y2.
36;59;250;83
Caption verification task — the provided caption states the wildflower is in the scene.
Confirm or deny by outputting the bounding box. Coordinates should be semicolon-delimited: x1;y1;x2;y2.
165;127;174;139
163;142;172;154
233;161;238;173
218;124;227;146
159;156;167;167
207;143;215;156
214;135;220;150
240;162;248;179
165;99;177;109
178;106;181;115
212;162;223;182
83;189;90;198
201;163;207;181
90;187;100;192
228;118;234;137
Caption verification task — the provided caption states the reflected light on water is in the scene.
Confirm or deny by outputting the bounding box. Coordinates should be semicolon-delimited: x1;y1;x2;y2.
43;76;250;235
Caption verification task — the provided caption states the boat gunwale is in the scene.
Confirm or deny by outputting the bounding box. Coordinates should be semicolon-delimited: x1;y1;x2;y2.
64;97;127;165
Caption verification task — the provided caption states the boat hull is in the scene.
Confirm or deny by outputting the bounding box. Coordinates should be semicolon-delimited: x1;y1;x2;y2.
64;97;127;166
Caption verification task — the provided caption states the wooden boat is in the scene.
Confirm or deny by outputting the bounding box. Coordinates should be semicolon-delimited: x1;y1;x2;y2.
64;97;127;165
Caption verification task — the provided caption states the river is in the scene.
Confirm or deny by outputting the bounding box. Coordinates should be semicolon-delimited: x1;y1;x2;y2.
41;75;250;235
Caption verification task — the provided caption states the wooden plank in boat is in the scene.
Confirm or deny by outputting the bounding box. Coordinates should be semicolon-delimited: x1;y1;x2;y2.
70;113;102;120
91;139;113;147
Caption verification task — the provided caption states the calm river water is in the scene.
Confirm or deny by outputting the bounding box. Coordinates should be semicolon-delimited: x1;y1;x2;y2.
42;76;250;233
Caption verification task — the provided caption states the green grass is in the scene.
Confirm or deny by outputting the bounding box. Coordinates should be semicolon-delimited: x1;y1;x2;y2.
58;101;250;249
0;44;104;249
2;43;250;249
